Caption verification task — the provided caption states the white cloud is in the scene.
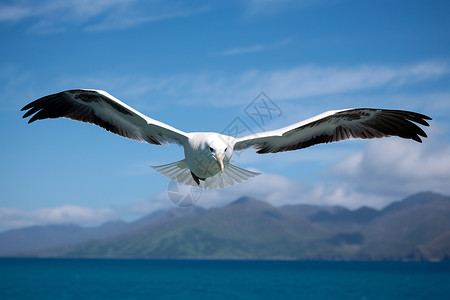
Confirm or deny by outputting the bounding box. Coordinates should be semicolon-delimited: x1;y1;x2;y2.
0;205;116;230
243;0;323;16
127;193;174;215
0;3;31;22
176;172;393;210
54;60;450;108
6;59;442;111
216;39;292;56
0;0;128;22
327;126;450;198
256;61;449;102
85;5;209;32
0;0;208;33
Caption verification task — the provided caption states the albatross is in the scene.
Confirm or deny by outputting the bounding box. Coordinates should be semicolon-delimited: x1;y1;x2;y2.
22;89;431;189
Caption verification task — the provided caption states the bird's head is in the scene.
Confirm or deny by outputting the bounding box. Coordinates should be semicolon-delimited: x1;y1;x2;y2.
206;138;232;173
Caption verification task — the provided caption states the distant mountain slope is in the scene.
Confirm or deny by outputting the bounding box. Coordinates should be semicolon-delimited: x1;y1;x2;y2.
0;206;203;255
0;222;128;255
359;192;450;259
1;192;449;261
41;197;327;258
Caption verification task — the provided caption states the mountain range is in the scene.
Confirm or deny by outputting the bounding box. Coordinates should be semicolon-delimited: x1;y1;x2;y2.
1;191;449;261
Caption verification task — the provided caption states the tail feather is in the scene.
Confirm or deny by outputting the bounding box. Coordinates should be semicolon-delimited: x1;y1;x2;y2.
151;160;260;189
151;159;195;186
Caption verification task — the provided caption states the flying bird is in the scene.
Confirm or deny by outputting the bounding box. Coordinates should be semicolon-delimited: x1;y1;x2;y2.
22;89;431;189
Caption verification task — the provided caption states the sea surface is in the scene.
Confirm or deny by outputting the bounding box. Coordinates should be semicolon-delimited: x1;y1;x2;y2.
1;258;449;299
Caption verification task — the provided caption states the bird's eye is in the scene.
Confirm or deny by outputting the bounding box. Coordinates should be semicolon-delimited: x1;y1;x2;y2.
209;147;214;152
224;148;228;152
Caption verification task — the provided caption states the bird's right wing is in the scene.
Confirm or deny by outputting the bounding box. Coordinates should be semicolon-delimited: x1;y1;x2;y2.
21;89;188;145
234;108;431;153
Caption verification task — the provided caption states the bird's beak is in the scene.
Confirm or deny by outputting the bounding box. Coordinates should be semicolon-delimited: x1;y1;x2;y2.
216;153;224;173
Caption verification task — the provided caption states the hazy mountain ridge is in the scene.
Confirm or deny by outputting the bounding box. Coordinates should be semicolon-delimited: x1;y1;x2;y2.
1;192;449;261
0;206;203;255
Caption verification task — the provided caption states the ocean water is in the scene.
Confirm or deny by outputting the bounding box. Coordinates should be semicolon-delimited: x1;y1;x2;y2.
1;259;449;299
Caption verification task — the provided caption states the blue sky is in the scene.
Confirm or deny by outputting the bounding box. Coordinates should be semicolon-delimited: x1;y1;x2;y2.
1;0;450;231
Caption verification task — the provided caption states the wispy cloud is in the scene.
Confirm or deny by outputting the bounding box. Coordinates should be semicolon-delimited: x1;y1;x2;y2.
175;61;448;106
0;0;129;23
0;3;32;22
253;61;450;102
216;39;292;56
0;0;208;33
52;60;450;108
243;0;325;16
85;4;209;32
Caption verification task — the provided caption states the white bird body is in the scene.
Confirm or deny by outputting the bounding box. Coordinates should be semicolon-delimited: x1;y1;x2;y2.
22;89;431;189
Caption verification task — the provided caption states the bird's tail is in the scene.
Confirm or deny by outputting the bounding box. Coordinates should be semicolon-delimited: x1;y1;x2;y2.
151;159;260;189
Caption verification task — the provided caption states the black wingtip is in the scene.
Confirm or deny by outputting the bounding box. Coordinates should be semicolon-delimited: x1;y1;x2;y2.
411;135;423;143
21;107;31;121
21;101;35;111
415;112;432;125
21;106;36;121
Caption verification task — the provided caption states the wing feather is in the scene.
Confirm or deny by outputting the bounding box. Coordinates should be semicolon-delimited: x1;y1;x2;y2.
21;89;188;145
234;108;431;154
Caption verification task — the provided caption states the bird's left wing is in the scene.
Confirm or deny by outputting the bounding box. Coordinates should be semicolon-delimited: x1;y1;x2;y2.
234;108;431;154
21;89;188;145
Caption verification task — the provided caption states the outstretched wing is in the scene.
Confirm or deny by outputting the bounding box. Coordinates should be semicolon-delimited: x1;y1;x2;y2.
21;89;188;145
234;108;431;154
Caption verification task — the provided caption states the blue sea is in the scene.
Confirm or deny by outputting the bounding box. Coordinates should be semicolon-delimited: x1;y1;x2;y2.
1;259;449;299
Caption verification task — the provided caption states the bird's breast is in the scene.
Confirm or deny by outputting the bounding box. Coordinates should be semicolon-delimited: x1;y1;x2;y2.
184;148;222;178
186;155;221;178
